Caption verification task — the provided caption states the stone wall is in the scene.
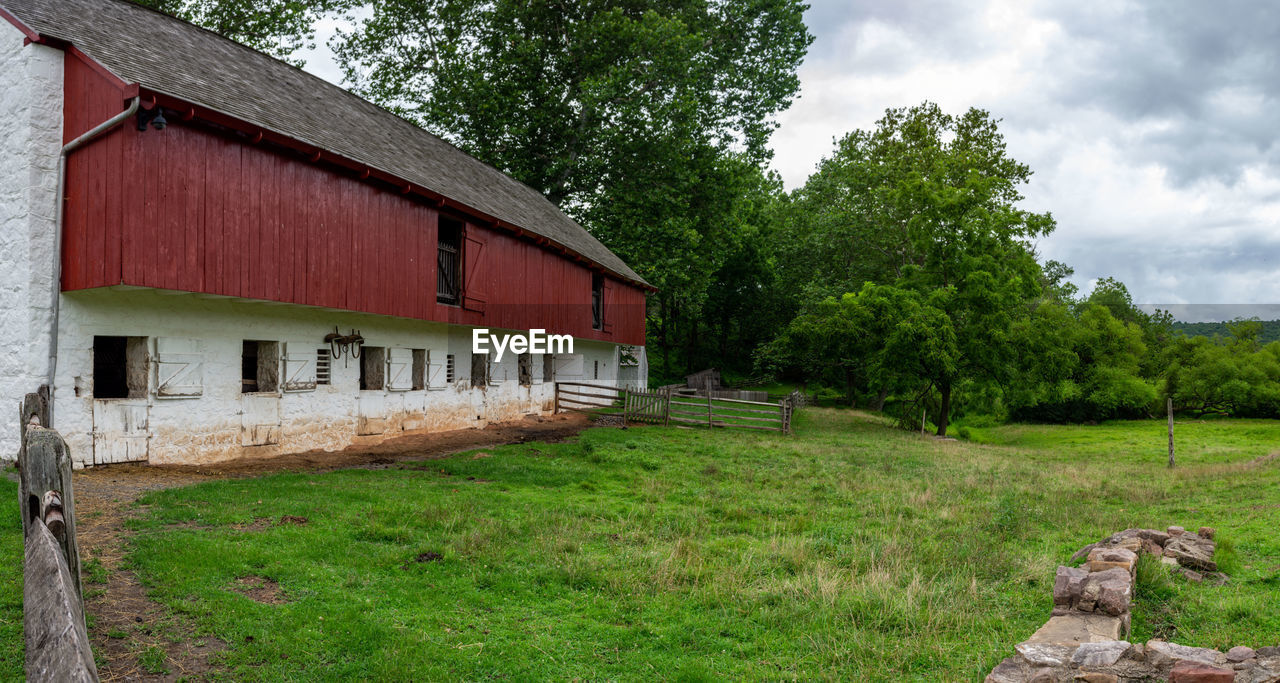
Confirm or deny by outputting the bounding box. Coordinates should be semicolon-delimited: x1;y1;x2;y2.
987;526;1280;683
0;22;63;460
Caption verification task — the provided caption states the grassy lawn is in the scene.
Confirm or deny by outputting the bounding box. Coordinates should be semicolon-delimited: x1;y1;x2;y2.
96;412;1280;679
0;477;24;680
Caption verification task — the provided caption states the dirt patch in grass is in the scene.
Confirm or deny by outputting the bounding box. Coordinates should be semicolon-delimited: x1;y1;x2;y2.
71;413;595;681
233;576;286;605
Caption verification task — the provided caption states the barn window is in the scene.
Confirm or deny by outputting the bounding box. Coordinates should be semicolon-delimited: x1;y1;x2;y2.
518;353;532;386
592;274;604;330
437;217;463;305
543;353;555;383
93;336;148;399
361;346;386;390
412;349;426;390
316;349;331;385
471;352;488;387
241;341;280;393
446;354;456;383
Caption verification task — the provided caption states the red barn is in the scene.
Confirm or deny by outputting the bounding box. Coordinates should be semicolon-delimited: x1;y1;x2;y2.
0;0;649;466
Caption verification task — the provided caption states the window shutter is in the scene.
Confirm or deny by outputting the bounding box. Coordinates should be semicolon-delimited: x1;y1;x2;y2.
602;280;614;333
283;342;317;392
554;354;583;378
155;338;202;398
427;353;447;390
462;229;488;313
387;348;413;391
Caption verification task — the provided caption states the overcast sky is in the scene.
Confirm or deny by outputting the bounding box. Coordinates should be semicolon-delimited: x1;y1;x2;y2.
303;1;1280;320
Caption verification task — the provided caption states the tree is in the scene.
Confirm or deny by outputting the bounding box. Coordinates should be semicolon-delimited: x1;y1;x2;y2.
766;103;1054;435
334;0;812;367
130;0;351;65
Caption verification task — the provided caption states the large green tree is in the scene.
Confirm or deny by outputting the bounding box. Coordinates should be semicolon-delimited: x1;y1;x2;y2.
333;0;810;371
766;103;1054;434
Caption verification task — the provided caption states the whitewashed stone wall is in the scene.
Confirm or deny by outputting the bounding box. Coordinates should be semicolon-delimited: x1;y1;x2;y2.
51;287;640;467
0;23;64;459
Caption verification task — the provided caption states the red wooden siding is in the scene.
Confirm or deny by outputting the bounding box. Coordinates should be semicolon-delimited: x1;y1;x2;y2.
60;55;647;346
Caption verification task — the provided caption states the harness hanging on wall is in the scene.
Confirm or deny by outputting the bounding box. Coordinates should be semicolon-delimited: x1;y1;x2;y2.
324;327;365;367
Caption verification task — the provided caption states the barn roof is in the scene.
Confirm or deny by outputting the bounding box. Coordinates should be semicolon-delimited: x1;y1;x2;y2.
1;0;648;286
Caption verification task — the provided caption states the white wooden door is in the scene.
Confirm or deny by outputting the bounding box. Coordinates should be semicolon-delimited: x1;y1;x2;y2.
92;400;150;464
240;393;281;446
357;392;385;435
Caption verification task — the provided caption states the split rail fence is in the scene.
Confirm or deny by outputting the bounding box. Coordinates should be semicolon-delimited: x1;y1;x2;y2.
554;382;799;433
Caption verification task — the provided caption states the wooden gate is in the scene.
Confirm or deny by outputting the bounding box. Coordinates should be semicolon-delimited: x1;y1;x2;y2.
622;388;667;424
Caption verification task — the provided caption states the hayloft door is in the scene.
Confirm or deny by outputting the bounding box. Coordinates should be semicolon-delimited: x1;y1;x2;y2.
92;401;150;464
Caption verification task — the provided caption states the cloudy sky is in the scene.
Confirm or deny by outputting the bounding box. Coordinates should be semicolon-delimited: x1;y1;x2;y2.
773;0;1280;319
303;2;1280;320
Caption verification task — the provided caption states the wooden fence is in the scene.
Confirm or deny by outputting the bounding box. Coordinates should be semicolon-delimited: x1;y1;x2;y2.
554;382;798;433
17;389;99;682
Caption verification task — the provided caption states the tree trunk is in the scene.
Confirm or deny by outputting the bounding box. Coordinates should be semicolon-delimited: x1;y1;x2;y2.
845;370;857;408
936;381;951;437
872;386;890;412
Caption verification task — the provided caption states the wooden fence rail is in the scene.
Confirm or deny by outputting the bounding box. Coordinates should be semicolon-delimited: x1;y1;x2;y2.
554;383;799;433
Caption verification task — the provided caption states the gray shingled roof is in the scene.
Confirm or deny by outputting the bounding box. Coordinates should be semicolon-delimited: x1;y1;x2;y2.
2;0;646;285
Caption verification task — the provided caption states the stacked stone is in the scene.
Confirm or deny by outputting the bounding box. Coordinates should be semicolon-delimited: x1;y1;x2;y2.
986;524;1279;683
988;642;1280;682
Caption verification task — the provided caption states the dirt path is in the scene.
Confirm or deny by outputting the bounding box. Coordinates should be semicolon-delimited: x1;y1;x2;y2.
73;413;593;681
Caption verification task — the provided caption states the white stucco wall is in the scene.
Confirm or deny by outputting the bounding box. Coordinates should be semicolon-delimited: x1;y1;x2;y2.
0;23;63;459
52;288;643;467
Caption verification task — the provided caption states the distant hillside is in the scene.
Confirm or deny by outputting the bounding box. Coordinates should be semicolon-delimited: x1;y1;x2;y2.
1171;319;1280;344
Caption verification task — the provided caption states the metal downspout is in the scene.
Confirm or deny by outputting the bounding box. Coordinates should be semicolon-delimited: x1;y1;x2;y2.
46;96;141;428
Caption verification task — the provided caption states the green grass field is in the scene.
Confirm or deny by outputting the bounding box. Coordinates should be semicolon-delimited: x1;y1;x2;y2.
5;412;1280;680
0;477;24;681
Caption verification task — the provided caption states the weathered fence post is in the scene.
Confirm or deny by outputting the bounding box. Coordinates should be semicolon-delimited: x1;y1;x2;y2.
1167;397;1175;469
19;418;98;681
553;383;560;414
707;393;714;427
663;387;671;426
19;426;82;601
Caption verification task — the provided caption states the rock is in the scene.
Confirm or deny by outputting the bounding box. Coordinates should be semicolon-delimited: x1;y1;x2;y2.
1181;568;1205;583
1071;640;1131;667
1162;556;1180;567
1254;647;1280;657
1168;525;1187;537
1169;659;1237;682
1115;536;1143;553
1088;547;1138;574
1198;527;1216;540
1075;673;1118;682
1027;669;1057;683
1147;640;1224;667
1142;538;1165;556
1137;528;1172;546
1056;566;1089;606
1227;647;1256;663
1096;574;1133;616
1017;642;1076;667
1028;614;1126;645
1078;580;1100;612
1165;537;1218;572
